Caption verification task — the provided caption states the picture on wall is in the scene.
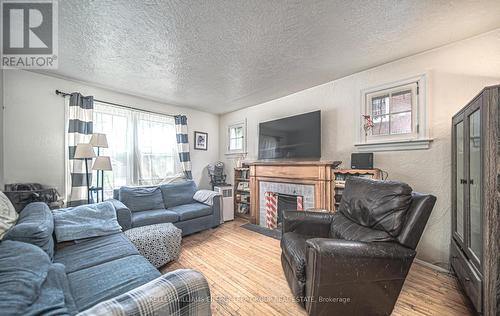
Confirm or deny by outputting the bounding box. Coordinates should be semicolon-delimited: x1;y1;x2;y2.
194;131;208;150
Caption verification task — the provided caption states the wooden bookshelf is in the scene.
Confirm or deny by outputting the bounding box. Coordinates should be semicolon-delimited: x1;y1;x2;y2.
332;169;382;211
234;164;251;220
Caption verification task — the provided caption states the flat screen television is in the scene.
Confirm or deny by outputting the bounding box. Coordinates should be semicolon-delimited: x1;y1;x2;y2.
258;110;321;160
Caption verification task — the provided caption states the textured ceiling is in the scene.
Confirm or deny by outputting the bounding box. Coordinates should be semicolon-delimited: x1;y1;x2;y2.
44;0;500;113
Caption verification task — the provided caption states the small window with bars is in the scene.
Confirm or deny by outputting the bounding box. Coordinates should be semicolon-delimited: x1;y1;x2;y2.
365;82;418;141
227;121;247;154
229;126;244;151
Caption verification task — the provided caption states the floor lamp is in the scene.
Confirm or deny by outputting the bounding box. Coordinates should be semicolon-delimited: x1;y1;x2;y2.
73;143;96;204
92;156;113;203
90;133;109;202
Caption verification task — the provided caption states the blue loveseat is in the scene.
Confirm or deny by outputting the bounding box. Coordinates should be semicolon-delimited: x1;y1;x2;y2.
0;202;211;315
111;180;221;236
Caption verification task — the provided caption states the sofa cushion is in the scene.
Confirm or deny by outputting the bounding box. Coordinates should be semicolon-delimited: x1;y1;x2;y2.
338;177;412;236
54;233;139;274
160;181;197;208
119;186;164;212
0;240;52;315
29;262;78;316
131;209;179;227
52;202;122;242
4;202;55;259
168;203;212;221
280;232;311;283
68;254;160;311
329;212;394;242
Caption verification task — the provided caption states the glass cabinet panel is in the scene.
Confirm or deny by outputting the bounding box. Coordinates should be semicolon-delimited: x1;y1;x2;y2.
455;121;465;240
468;109;482;261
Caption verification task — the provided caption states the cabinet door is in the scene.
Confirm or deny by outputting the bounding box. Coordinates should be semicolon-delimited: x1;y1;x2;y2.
452;114;466;246
465;97;483;270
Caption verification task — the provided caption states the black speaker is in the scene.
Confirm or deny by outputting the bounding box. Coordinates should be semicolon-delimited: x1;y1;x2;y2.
351;153;373;169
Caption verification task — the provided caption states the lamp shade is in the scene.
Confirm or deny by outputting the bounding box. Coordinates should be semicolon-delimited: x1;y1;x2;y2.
90;133;108;148
92;156;112;171
74;143;96;159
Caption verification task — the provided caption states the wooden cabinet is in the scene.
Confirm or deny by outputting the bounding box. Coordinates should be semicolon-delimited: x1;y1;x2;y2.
451;85;499;315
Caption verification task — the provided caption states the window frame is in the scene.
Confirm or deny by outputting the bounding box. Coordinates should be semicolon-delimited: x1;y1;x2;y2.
92;102;182;193
365;82;418;143
356;74;432;152
226;120;247;155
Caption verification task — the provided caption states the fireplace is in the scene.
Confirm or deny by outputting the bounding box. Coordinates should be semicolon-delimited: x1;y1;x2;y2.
247;161;339;225
265;192;303;229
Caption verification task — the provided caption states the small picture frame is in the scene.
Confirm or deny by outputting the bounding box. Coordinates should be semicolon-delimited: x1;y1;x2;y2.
194;131;208;150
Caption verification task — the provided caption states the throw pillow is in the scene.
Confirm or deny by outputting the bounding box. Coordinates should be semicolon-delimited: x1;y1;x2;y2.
338;177;412;236
52;201;122;242
119;186;164;212
0;191;18;240
160;181;197;208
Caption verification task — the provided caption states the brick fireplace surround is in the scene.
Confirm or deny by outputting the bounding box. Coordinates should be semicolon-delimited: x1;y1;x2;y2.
247;161;340;225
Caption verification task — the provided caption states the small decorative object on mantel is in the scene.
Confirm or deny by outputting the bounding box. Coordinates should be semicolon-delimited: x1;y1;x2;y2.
194;131;208;150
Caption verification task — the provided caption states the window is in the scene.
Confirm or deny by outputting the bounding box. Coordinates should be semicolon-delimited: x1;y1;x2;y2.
368;84;416;139
357;75;431;151
93;103;181;198
226;121;247;154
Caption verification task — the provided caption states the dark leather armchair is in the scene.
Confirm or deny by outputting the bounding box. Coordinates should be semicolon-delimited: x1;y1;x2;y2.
280;177;436;316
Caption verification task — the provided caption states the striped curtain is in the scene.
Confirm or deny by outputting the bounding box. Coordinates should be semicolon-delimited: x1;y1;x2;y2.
67;93;94;206
174;115;192;179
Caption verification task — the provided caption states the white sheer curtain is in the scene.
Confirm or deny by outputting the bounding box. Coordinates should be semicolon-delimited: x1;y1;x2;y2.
93;103;182;199
135;111;182;185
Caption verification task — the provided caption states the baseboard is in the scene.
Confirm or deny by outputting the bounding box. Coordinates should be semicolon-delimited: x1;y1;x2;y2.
414;258;450;274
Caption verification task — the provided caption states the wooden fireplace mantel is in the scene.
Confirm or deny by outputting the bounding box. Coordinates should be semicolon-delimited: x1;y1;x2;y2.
247;160;340;224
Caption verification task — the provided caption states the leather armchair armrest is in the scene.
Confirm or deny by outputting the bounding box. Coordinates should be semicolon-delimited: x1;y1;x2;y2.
107;199;132;231
306;238;416;282
282;211;333;238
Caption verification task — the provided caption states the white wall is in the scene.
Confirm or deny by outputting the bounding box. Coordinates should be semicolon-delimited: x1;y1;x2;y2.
3;70;219;194
219;30;500;267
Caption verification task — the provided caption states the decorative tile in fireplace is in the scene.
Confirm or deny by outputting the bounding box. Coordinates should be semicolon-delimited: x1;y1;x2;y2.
265;192;304;229
259;181;314;227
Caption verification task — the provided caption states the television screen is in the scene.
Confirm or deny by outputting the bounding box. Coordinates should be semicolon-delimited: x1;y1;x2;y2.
258;110;321;160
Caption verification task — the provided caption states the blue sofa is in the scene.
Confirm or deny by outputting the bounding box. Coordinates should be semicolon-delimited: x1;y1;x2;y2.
0;202;211;315
111;180;221;236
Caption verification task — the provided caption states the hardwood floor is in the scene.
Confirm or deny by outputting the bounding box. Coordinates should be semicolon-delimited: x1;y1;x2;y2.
162;219;473;316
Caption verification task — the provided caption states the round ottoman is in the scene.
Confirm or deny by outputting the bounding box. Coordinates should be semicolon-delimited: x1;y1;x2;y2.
124;223;182;268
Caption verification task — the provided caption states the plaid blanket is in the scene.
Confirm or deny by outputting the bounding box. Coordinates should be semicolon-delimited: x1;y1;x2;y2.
77;269;211;316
